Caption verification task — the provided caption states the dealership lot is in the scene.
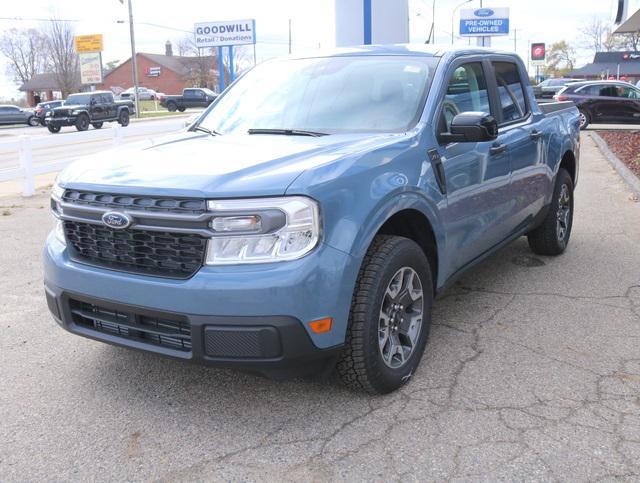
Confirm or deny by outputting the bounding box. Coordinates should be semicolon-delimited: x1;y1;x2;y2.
0;134;639;480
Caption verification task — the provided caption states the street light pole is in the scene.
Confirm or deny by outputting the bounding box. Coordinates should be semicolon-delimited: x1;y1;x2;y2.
452;0;472;45
126;0;140;118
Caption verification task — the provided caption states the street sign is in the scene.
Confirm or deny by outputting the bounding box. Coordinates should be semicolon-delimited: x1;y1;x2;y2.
194;19;256;48
75;34;103;53
531;43;546;66
79;52;103;84
460;7;509;37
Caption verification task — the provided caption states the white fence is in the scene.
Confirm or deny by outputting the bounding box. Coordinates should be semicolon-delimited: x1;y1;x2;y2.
0;119;186;196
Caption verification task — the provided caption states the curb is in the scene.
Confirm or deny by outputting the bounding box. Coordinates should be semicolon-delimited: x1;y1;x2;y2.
590;131;640;197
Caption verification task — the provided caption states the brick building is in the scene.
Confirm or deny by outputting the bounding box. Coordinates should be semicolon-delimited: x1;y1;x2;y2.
19;73;84;106
99;42;218;96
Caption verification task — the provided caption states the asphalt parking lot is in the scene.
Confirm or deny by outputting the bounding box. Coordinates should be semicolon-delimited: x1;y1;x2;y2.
1;134;639;481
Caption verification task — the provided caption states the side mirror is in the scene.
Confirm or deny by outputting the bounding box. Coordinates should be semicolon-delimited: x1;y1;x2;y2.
439;112;498;144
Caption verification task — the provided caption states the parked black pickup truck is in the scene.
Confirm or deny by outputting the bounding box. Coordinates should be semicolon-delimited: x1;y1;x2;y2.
160;88;217;112
45;91;134;133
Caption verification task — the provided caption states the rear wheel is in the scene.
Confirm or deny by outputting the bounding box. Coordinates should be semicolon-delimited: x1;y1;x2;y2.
28;116;40;127
118;110;130;127
177;106;186;112
528;168;574;256
336;235;433;394
47;124;61;134
92;122;103;129
75;114;89;131
167;102;177;112
578;109;590;130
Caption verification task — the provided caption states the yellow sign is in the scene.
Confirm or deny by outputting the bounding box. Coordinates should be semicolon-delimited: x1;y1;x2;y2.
75;34;103;53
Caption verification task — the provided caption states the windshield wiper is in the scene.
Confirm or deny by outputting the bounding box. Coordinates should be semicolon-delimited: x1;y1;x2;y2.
247;128;328;137
193;125;221;136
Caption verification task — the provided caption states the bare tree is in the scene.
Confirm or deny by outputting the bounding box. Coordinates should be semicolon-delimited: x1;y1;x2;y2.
45;20;79;97
614;31;640;51
581;17;609;53
544;41;576;77
0;28;49;84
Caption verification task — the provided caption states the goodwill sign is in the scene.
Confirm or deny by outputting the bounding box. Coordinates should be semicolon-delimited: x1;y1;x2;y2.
194;19;256;48
460;7;509;36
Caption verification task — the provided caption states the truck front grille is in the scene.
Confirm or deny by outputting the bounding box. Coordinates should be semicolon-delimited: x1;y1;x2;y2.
69;299;192;352
62;190;207;214
64;220;207;278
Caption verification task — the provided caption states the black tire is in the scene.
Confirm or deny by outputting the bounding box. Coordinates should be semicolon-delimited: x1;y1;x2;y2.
167;102;177;112
336;235;433;394
75;114;89;132
27;116;40;127
528;168;574;256
177;106;186;112
118;110;130;127
578;109;590;130
91;122;103;129
47;124;61;134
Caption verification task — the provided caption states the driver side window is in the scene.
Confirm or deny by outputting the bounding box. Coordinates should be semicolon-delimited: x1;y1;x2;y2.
441;62;490;132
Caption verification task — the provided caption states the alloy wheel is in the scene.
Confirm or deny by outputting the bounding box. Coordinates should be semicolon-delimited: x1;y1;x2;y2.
556;183;571;242
378;267;424;369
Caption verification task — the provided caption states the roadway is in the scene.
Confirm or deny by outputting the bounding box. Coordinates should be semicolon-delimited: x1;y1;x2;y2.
0;115;196;178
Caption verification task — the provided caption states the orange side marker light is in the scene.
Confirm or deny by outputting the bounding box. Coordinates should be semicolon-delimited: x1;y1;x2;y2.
308;317;333;334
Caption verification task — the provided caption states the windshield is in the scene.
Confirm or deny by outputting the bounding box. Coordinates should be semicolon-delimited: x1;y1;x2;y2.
198;55;436;134
65;94;91;105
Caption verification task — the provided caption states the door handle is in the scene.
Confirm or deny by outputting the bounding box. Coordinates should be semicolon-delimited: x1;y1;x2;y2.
530;130;543;140
490;143;507;155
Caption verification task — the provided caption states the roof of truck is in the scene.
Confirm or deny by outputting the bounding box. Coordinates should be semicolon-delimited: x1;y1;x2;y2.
289;44;514;59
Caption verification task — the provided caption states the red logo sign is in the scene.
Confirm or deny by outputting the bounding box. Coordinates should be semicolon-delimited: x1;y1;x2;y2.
531;43;546;61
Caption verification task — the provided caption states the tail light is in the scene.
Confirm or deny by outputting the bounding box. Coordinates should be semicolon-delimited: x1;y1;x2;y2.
554;95;569;101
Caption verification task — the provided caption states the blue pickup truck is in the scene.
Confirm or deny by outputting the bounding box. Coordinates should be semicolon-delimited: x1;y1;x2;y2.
44;46;580;394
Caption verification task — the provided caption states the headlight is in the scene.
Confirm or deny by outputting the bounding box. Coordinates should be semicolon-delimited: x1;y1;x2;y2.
50;182;64;218
54;219;66;245
205;197;320;265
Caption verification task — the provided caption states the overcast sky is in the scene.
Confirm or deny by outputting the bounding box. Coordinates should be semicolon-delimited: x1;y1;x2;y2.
0;0;616;99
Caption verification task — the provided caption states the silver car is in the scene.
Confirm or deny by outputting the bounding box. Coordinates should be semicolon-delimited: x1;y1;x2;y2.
0;105;39;126
119;87;158;101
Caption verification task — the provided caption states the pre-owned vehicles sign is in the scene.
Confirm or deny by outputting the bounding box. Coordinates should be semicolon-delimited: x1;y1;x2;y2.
194;20;256;48
459;7;509;36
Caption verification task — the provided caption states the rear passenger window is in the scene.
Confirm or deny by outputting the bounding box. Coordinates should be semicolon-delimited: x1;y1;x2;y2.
441;62;490;132
493;62;528;123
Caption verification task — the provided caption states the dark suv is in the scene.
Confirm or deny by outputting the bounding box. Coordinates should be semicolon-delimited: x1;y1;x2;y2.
34;100;63;125
555;80;640;129
533;78;579;99
45;91;135;133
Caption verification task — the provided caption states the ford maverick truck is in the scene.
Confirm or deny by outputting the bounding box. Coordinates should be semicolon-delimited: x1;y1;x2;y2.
44;46;580;394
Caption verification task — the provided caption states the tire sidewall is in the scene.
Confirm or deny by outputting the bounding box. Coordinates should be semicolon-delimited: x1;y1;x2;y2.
554;169;574;251
578;109;589;130
47;124;60;133
360;240;433;393
119;110;130;126
167;102;177;112
76;114;89;131
28;116;39;127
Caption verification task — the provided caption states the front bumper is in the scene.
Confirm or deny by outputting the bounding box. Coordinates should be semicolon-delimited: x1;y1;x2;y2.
43;233;359;378
45;116;78;127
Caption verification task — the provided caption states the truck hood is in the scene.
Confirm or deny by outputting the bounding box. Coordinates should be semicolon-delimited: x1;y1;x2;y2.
57;131;404;197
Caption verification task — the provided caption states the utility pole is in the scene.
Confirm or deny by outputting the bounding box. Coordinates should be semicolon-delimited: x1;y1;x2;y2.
288;19;292;54
126;0;140;118
513;28;517;52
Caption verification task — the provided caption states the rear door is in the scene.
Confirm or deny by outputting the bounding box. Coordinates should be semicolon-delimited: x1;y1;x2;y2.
488;59;547;230
102;93;117;118
436;58;512;273
183;89;197;107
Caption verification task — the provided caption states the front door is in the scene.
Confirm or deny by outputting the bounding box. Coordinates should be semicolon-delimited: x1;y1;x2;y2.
435;60;512;274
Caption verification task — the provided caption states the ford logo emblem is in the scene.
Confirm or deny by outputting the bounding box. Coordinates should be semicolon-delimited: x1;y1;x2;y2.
102;211;132;230
475;8;494;17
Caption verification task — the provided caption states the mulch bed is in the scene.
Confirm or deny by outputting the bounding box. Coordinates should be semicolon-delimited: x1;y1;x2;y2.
597;130;640;178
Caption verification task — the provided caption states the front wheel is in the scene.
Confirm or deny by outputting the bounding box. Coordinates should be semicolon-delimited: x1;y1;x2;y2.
578;109;590;130
118;110;130;127
28;116;40;127
527;168;574;256
92;122;103;129
177;106;186;112
47;124;61;133
336;235;433;394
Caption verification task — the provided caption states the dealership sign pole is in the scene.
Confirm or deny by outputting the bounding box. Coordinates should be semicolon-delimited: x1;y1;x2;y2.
194;19;256;94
